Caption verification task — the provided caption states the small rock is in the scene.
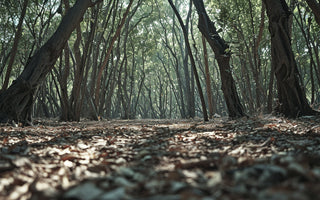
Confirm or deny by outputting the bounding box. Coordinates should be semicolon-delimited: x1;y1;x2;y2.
0;159;14;172
63;182;103;200
114;177;134;188
138;149;149;157
170;181;187;193
142;155;152;161
99;187;129;200
115;157;126;164
133;172;146;182
77;143;90;149
118;167;135;178
287;162;308;177
207;171;222;187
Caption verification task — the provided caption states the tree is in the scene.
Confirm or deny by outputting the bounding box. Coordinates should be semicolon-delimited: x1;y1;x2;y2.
263;0;317;117
1;0;29;91
168;0;208;121
94;0;134;111
202;35;215;118
192;0;246;118
306;0;320;25
0;0;102;124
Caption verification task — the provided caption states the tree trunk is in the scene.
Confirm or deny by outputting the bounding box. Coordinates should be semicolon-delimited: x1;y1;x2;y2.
68;6;98;121
267;64;275;113
183;0;195;118
1;0;29;91
168;0;209;121
94;0;134;109
249;0;266;111
0;0;100;124
59;0;71;121
202;35;214;118
263;0;317;117
306;0;320;25
192;0;246;118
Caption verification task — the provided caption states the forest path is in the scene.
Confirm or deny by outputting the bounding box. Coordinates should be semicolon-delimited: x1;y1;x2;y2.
1;116;320;200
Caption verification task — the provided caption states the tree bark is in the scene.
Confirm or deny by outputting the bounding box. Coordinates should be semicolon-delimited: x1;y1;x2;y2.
1;0;29;91
263;0;317;117
59;0;71;121
0;0;101;124
306;0;320;25
192;0;246;118
202;35;214;118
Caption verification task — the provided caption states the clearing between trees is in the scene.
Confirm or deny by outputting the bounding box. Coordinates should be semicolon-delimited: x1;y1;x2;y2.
1;116;320;200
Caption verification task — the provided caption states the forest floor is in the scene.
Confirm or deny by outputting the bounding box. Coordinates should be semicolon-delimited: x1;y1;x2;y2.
1;115;320;200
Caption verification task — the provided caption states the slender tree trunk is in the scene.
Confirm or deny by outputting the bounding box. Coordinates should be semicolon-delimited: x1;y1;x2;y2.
68;7;98;121
59;0;71;121
158;54;184;116
94;0;134;108
164;42;187;118
249;0;266;111
59;46;70;121
0;0;101;124
255;2;268;111
202;35;214;118
168;0;209;121
295;4;319;104
183;0;195;118
192;0;246;118
267;64;275;113
1;0;29;91
263;0;317;117
158;12;187;118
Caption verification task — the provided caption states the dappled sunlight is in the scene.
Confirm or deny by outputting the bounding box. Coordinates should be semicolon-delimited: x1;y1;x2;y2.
1;0;320;199
1;116;320;199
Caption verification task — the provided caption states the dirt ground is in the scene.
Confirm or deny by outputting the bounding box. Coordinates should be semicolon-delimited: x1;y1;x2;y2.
1;115;320;200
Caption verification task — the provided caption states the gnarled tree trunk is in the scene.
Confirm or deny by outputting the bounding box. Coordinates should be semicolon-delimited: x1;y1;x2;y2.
192;0;246;118
0;0;101;124
263;0;317;117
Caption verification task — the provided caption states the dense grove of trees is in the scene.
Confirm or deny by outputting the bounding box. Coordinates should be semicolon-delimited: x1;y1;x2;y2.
0;0;319;123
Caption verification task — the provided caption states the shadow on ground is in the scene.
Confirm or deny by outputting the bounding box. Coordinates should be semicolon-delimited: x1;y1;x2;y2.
1;116;320;200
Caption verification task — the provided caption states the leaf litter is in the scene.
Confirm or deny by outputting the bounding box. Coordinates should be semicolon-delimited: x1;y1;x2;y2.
0;116;320;199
